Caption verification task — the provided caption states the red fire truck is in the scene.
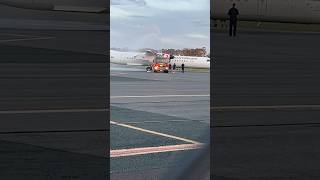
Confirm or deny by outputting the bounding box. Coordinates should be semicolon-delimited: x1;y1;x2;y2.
146;53;171;73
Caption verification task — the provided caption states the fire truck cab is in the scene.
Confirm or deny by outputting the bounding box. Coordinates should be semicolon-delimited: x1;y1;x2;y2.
146;53;171;73
152;63;169;73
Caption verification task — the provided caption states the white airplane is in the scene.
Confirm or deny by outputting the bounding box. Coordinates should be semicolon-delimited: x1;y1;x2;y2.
110;50;211;69
0;0;107;13
0;0;107;31
170;55;210;69
212;0;320;24
110;50;155;66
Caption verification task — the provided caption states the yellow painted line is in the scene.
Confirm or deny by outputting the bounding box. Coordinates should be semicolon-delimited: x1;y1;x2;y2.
110;143;204;158
212;105;320;111
110;120;200;144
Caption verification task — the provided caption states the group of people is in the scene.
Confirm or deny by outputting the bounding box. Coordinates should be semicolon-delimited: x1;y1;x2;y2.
168;63;185;73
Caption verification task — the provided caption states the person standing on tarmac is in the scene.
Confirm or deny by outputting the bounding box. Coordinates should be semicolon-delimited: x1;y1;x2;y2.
173;63;176;73
228;3;239;37
168;63;172;73
181;63;185;73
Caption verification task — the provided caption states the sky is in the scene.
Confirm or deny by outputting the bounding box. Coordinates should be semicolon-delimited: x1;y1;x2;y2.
110;0;210;50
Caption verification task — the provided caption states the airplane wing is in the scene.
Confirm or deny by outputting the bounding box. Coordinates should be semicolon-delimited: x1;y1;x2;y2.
0;0;107;13
0;0;107;53
127;59;152;66
0;0;107;30
126;63;144;66
53;6;106;13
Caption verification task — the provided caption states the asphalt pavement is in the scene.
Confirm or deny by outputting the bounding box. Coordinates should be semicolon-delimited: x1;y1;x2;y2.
110;67;210;180
212;30;320;180
0;29;108;179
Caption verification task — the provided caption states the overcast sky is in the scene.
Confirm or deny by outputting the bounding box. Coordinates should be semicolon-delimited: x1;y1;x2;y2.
111;0;210;50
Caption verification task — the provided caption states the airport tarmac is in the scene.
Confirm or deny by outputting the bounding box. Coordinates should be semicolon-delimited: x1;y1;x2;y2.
0;29;108;179
212;30;320;179
110;65;210;180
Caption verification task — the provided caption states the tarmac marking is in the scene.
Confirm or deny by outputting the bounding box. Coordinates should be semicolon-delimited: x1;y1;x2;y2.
111;94;210;99
118;119;208;124
212;105;320;112
0;37;55;43
110;120;200;144
110;143;204;157
110;73;129;76
0;33;38;37
0;108;108;114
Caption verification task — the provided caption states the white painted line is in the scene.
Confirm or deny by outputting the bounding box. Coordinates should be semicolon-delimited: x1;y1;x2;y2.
110;73;128;76
111;94;210;99
0;37;55;43
0;33;37;37
110;120;200;144
0;108;108;114
110;143;204;157
212;104;320;111
118;119;208;124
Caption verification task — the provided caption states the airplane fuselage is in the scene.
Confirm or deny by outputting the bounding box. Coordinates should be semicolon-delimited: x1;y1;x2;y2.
110;50;153;66
0;0;107;12
212;0;320;24
170;56;210;69
110;50;210;69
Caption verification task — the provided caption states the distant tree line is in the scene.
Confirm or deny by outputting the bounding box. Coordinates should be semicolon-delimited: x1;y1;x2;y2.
112;47;209;57
161;47;207;57
111;47;130;52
